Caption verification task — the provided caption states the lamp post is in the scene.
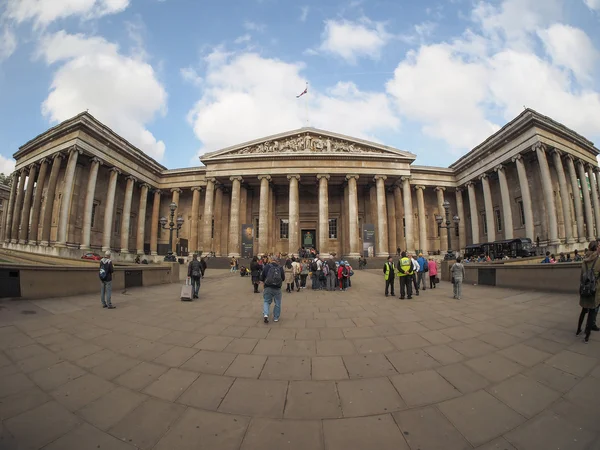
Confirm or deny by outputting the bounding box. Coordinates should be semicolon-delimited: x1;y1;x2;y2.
435;200;460;261
160;202;184;262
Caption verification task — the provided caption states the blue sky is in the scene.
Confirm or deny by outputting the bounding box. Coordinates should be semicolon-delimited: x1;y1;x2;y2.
0;0;599;174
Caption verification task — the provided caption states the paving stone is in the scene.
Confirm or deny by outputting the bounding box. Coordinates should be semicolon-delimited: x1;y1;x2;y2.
352;317;375;327
252;339;284;355
342;326;377;339
488;374;561;418
0;372;35;398
159;330;205;347
316;339;356;356
323;414;409;450
525;363;581;393
224;354;266;378
153;346;198;367
390;370;460;406
419;330;453;345
177;374;235;410
352;337;396;354
337;377;405;417
387;333;431;351
50;373;115;411
386;349;440;373
5;343;52;362
424;344;464;365
564;376;600;413
438;390;526;447
548;399;600;434
284;380;342;419
545;350;598;377
57;342;103;361
295;328;320;340
312;356;348;380
243;327;270;339
260;356;311;380
474;436;517;450
478;331;522;349
180;350;236;375
75;348;117;369
91;354;141;380
221;325;249;338
393;406;471;450
498;343;552;367
523;336;568;354
466;354;525;383
440;326;480;340
394;322;430;335
109;398;186;450
281;339;316;356
0;386;50;420
449;339;498;358
342;354;398;378
29;361;86;391
4;401;81;450
193;335;234;351
505;411;596;450
79;386;147;430
318;328;344;339
43;422;136;450
267;328;297;340
436;363;490;394
224;338;259;354
326;318;355;328
241;418;323;450
116;361;169;390
16;352;62;373
218;378;288;418
142;367;199;401
154;408;249;450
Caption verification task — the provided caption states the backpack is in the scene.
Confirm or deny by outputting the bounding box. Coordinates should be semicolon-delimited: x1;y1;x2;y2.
99;260;109;281
580;257;598;298
342;267;349;277
265;264;282;286
323;264;329;276
310;261;318;272
423;260;429;273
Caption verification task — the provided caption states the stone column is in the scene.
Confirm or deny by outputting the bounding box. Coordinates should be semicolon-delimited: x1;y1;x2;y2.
55;147;81;247
102;167;120;252
19;164;37;244
150;189;161;255
170;188;181;253
240;185;248;226
287;174;300;256
40;154;64;246
401;177;414;251
213;185;223;256
373;175;388;257
512;154;534;241
203;178;216;253
80;157;102;250
534;143;559;244
386;189;397;255
346;174;360;257
228;177;243;257
596;168;600;214
189;186;201;253
3;172;18;243
566;156;585;242
393;184;405;251
587;165;600;238
435;187;447;251
577;160;595;240
551;151;574;243
119;176;136;253
480;173;495;243
466;181;480;244
28;159;49;245
455;188;466;251
10;169;26;243
494;165;514;240
136;183;150;254
317;174;330;254
415;185;427;253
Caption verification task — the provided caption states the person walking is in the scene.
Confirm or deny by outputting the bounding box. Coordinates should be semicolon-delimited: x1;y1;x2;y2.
292;257;301;292
99;251;115;309
383;256;395;297
311;258;319;290
284;259;295;293
397;252;413;300
410;255;420;296
300;260;309;288
200;257;207;277
451;256;466;300
261;258;285;323
428;258;438;289
230;256;237;273
187;254;202;299
250;256;261;293
417;253;428;290
327;256;337;291
577;241;600;343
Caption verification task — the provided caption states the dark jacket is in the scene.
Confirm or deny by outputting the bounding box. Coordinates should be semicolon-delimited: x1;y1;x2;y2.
250;261;261;277
100;258;114;282
260;263;285;289
188;259;202;278
326;259;336;271
580;254;600;309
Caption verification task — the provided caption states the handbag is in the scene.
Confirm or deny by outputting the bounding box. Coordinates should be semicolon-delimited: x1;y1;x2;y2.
435;276;440;283
451;276;455;285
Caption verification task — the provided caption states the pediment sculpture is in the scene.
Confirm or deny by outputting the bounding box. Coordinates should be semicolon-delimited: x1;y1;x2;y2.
230;134;386;155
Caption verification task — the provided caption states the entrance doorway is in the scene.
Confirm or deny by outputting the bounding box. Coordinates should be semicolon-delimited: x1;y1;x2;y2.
301;229;316;249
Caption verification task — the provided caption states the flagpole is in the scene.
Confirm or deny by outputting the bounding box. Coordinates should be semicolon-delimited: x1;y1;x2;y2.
305;81;309;127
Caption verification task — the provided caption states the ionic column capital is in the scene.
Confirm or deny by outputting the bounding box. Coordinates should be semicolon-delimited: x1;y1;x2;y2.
465;181;475;188
287;174;300;181
585;163;595;171
493;164;505;172
564;153;576;163
206;177;217;184
126;175;137;183
52;152;65;161
90;156;103;166
478;173;489;181
550;149;563;158
258;175;271;182
68;145;83;156
230;176;244;183
109;167;122;175
153;189;162;195
140;183;151;191
373;175;387;182
316;173;330;181
191;186;204;192
400;175;411;182
37;157;49;166
434;186;446;192
455;187;464;193
532;142;547;153
414;185;426;191
346;174;359;181
511;153;523;163
170;187;182;193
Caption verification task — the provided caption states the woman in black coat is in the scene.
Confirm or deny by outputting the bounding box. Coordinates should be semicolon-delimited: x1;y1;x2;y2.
250;256;261;293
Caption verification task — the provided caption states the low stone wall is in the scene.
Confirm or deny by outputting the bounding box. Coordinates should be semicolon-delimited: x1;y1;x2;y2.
441;261;580;294
0;264;177;300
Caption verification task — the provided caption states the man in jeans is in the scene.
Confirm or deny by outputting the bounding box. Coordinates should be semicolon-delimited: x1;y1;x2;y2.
261;258;286;323
187;254;202;299
327;255;337;291
99;251;115;309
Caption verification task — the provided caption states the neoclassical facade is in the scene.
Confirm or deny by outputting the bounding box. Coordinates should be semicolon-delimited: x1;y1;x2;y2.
1;109;599;261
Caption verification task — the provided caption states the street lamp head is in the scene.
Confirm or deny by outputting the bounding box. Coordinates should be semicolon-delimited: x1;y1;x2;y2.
176;216;184;228
453;215;460;224
159;216;167;226
443;200;450;209
169;202;177;212
435;214;443;226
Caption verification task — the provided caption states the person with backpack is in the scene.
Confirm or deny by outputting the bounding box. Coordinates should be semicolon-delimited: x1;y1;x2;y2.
417;253;428;290
310;258;319;289
428;258;438;289
200;257;207;277
326;256;337;291
320;258;328;290
345;261;353;288
187;254;202;299
99;251;115;309
261;258;285;323
450;256;466;300
284;259;295;293
577;241;600;343
396;252;413;300
250;256;261;293
300;259;309;288
410;255;420;296
383;256;395;297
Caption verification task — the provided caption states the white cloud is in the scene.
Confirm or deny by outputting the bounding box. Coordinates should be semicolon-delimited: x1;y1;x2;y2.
187;51;400;157
243;21;265;32
538;24;599;83
584;0;600;10
317;18;391;64
0;26;17;62
38;31;167;161
180;67;202;86
234;34;251;44
300;6;309;22
0;154;16;175
5;0;130;27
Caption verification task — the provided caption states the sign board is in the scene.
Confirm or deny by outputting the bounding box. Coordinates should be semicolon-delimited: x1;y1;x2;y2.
363;224;375;257
241;224;254;258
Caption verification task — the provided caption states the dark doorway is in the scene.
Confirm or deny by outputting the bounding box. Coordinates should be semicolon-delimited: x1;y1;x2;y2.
301;229;316;249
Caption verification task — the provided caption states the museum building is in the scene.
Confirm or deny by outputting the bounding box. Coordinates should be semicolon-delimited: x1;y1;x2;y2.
1;108;599;261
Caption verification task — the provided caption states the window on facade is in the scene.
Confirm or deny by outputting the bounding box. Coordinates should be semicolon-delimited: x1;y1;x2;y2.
91;201;99;229
328;218;338;239
495;209;502;232
114;211;122;235
211;218;215;239
280;219;289;239
255;217;260;239
518;200;525;226
482;212;487;235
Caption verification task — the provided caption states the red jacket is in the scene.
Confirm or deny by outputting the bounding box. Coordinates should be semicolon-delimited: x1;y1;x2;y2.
337;266;344;279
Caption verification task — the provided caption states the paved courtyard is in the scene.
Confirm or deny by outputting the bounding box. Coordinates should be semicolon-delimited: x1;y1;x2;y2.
0;268;599;450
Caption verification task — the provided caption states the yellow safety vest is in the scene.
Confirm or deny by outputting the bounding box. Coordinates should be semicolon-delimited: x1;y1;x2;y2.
384;262;395;280
397;257;413;277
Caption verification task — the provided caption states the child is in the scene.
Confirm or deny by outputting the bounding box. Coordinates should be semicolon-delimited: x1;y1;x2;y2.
428;258;438;288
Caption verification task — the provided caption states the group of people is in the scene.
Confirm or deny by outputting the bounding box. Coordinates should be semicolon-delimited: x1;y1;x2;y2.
383;252;466;300
541;250;584;264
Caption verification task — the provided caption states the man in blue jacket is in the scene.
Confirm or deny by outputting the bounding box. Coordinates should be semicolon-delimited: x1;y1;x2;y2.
260;258;286;323
416;253;429;291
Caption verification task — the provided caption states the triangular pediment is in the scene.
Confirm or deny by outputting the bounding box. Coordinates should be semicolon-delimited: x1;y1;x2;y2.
201;128;415;162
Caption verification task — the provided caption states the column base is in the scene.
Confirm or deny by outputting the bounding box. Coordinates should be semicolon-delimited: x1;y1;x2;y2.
136;249;144;255
376;252;390;257
18;240;28;245
579;237;587;243
27;240;38;246
102;246;111;253
54;242;67;248
121;249;130;254
10;239;18;244
566;238;576;244
151;251;158;256
228;253;241;258
548;239;561;246
39;240;49;247
347;252;361;258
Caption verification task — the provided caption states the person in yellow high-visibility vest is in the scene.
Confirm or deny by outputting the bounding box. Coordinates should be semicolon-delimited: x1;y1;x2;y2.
396;251;414;299
383;256;396;297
